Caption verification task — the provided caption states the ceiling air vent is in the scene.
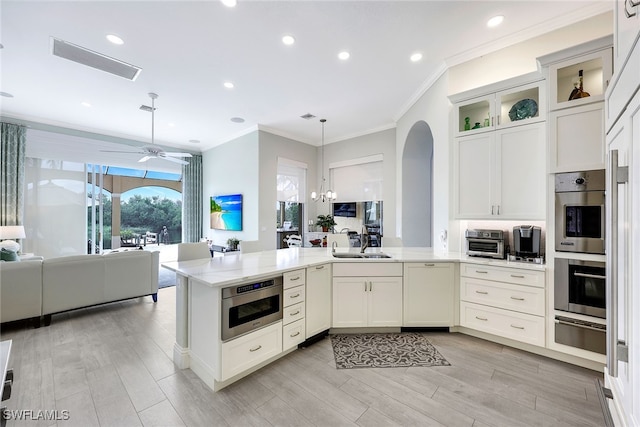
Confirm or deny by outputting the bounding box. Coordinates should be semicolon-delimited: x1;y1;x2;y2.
51;37;142;81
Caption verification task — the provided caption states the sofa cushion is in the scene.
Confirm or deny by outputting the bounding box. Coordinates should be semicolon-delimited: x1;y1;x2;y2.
0;248;19;262
103;250;158;300
0;260;43;323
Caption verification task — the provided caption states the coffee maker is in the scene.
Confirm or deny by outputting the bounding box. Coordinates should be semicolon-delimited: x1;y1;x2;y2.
512;225;542;262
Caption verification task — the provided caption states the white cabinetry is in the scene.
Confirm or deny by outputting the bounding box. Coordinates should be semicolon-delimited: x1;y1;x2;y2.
403;263;454;327
332;263;403;328
453;122;546;219
305;263;332;338
459;263;545;347
453;76;545;137
613;0;640;77
220;321;282;381
282;269;305;350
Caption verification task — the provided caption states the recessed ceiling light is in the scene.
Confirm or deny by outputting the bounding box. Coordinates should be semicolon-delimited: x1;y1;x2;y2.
220;0;237;7
0;92;14;98
223;81;235;89
230;117;245;123
0;44;4;49
81;101;92;107
487;15;504;28
282;35;295;46
410;52;423;62
106;34;124;45
338;51;350;60
189;139;201;144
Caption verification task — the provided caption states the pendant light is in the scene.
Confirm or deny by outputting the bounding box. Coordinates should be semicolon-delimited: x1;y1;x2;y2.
311;119;336;202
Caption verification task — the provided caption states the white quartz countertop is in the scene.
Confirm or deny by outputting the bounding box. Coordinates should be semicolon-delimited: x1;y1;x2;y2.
162;247;546;288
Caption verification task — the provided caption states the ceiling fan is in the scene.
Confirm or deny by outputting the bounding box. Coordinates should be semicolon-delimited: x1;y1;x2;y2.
101;92;192;165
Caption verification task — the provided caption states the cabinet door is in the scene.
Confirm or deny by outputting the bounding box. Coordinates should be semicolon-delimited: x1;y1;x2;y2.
403;263;454;327
550;103;605;172
454;94;495;136
306;263;332;338
495;80;545;129
454;133;494;218
614;0;640;76
332;277;368;328
368;277;403;327
496;122;546;219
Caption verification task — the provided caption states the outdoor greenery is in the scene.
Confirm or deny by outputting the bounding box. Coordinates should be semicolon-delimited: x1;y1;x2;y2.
88;193;182;248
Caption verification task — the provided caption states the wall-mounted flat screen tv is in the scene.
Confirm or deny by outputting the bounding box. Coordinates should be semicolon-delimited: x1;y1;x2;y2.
211;194;243;231
333;202;357;217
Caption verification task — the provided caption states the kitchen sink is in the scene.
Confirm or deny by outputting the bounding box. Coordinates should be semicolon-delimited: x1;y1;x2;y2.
332;253;365;258
360;253;392;258
332;253;392;259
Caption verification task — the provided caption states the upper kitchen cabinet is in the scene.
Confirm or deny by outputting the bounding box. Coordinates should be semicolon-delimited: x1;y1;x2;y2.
452;73;546;137
538;36;613;112
613;0;640;77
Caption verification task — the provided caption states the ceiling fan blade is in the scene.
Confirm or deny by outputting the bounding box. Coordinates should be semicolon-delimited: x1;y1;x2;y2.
161;156;190;165
163;152;193;158
100;149;144;154
138;155;153;163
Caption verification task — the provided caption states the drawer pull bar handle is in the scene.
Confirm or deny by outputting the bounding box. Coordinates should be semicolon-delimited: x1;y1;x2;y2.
290;310;300;316
475;270;488;274
290;276;301;281
425;263;435;267
475;290;489;295
290;293;300;298
316;265;325;270
290;331;301;338
475;316;488;321
510;325;525;330
510;296;525;301
249;345;262;352
510;274;525;279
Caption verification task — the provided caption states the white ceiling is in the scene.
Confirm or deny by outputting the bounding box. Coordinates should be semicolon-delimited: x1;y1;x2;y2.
0;1;611;153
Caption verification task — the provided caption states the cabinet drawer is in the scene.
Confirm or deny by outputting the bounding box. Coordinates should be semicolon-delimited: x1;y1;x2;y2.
283;319;305;350
221;322;282;381
460;263;544;288
460;302;545;347
460;277;545;316
283;302;305;325
283;285;305;307
333;262;402;277
283;269;305;289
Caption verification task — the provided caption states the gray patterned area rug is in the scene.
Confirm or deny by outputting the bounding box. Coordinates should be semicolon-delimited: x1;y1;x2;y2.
331;333;451;369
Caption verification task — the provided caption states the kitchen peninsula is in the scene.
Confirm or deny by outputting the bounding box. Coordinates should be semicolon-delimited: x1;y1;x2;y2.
162;247;592;392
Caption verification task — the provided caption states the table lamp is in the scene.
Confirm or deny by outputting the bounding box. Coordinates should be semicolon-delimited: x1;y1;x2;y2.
0;225;26;253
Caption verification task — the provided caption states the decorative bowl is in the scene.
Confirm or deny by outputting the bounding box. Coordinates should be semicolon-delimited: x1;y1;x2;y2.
309;239;322;246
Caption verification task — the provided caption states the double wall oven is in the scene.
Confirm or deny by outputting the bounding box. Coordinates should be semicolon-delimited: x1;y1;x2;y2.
553;170;606;354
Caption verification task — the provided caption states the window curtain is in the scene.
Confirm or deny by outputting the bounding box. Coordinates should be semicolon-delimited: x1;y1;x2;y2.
1;122;26;226
182;154;203;243
330;160;383;202
277;158;307;202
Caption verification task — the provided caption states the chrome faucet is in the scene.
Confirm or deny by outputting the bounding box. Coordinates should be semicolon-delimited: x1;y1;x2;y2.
331;240;338;254
360;226;369;253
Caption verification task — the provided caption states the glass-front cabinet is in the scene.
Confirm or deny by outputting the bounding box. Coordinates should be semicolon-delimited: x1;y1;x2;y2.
454;78;545;136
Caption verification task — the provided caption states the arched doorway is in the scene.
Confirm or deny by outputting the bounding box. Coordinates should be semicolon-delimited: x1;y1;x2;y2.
402;121;434;247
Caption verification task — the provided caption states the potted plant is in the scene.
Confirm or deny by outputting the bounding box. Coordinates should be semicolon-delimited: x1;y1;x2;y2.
316;214;337;232
227;237;240;251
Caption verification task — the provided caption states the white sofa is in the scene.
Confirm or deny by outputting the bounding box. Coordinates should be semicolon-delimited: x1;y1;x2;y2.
0;250;159;326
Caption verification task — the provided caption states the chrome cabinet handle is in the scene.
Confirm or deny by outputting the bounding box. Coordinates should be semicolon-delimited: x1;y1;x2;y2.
510;324;525;330
510;296;525;301
290;310;300;316
475;270;488;274
249;345;262;352
475;316;488;321
315;265;325;270
491;205;495;215
496;205;500;215
475;290;488;295
290;293;300;298
510;274;525;279
290;331;301;338
425;263;435;267
290;276;301;281
574;272;606;280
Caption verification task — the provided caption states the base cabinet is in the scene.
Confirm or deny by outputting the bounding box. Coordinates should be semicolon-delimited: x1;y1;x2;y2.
459;263;545;347
332;277;403;328
403;262;454;327
220;321;282;381
305;263;331;338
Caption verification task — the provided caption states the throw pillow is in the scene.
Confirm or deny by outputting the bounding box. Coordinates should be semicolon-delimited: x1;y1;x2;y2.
0;248;20;262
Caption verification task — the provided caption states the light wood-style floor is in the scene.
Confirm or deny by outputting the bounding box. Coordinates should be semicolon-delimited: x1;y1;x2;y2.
0;286;606;427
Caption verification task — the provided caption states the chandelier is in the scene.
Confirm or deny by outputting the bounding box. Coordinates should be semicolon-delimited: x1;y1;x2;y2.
311;119;336;202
